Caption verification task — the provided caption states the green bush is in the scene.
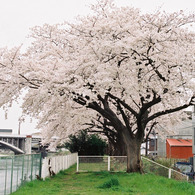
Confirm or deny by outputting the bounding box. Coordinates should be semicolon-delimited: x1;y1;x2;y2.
64;130;107;155
98;177;120;189
155;157;172;168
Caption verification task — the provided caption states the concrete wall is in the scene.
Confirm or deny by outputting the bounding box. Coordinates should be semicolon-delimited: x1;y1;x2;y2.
41;153;78;179
157;137;166;157
25;135;32;154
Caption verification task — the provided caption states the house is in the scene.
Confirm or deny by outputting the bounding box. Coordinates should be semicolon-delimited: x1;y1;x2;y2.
166;138;193;159
157;113;194;157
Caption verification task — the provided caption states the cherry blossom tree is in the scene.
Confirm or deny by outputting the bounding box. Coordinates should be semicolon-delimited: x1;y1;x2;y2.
0;0;195;172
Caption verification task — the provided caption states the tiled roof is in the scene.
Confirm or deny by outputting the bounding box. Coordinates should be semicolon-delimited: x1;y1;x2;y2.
167;138;192;146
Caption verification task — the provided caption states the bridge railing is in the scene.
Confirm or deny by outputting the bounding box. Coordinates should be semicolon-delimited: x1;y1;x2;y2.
0;154;41;195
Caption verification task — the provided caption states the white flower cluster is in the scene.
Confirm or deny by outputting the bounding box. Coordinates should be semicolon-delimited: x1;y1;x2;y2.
0;0;194;146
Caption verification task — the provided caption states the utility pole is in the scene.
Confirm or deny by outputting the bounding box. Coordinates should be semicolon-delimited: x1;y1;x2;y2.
18;121;21;135
18;117;24;135
192;105;195;174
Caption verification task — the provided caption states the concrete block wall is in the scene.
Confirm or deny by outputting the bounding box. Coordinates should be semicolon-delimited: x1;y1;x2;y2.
41;153;78;179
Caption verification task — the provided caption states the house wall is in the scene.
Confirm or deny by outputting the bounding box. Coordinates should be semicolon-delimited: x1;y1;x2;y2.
158;114;194;157
157;137;166;157
166;144;193;159
149;138;157;151
166;141;171;158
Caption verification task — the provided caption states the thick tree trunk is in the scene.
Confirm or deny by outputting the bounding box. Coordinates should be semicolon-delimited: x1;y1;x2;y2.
114;140;126;156
111;136;127;156
120;127;143;173
126;139;143;173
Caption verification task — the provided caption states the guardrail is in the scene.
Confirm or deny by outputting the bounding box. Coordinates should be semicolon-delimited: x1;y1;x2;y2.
76;155;189;181
141;156;189;181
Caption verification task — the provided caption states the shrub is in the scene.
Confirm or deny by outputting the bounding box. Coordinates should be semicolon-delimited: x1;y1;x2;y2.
98;177;120;189
64;130;107;155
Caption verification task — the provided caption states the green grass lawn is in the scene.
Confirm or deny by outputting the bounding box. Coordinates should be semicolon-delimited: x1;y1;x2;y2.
12;165;195;195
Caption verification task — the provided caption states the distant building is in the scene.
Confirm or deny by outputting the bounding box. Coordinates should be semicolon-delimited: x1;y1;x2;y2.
157;106;195;157
0;129;12;134
166;138;193;159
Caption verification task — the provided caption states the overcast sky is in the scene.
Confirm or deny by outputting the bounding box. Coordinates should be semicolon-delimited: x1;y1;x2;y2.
0;0;194;135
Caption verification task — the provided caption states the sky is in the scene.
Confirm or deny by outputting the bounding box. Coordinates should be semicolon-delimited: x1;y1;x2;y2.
0;0;194;135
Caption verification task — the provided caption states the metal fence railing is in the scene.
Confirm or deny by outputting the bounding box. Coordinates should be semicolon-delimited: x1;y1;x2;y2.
142;156;189;181
110;156;127;172
0;154;41;195
76;156;189;182
77;156;127;172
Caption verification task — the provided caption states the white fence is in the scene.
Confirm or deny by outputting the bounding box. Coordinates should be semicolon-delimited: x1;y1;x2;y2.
41;153;77;179
77;156;189;181
141;156;189;181
77;156;127;172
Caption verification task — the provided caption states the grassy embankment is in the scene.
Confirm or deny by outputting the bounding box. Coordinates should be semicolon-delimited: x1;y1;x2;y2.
12;165;195;195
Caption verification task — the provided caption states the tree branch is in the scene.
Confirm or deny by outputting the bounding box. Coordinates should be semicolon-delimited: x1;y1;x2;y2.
107;93;138;117
145;96;195;124
87;98;126;134
19;74;40;89
140;91;161;116
116;100;132;134
143;121;158;143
